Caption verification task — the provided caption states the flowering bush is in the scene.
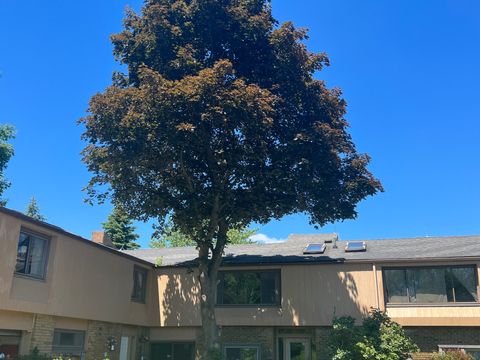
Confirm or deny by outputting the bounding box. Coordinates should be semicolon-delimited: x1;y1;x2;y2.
432;351;474;360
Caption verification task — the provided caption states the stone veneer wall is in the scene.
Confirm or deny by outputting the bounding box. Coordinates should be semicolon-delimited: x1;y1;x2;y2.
85;321;123;360
195;326;333;360
27;314;143;360
221;327;275;360
405;327;480;352
30;315;55;354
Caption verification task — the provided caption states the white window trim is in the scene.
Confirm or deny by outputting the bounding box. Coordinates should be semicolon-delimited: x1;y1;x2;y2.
438;344;480;353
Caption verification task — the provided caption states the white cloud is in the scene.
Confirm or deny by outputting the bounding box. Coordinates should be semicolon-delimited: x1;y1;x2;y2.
250;233;286;244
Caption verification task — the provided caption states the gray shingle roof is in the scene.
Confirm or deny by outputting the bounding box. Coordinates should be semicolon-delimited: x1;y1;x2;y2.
123;233;480;267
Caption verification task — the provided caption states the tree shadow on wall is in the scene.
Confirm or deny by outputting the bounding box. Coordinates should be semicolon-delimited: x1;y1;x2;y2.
159;254;375;359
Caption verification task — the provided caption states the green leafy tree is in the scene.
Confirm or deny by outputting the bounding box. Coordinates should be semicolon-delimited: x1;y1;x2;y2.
0;124;15;205
102;207;140;250
25;196;47;221
328;309;418;360
80;0;382;355
150;219;257;248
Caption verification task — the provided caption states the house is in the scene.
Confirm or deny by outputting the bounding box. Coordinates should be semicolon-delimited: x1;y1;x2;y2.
1;206;480;360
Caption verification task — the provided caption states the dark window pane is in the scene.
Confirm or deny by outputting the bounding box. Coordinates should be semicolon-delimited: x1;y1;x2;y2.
226;348;241;360
151;343;172;360
132;267;147;302
261;272;279;304
52;330;85;356
449;267;477;302
225;347;258;360
15;232;48;279
289;342;306;360
384;269;408;303
173;343;195;360
410;268;448;303
15;233;30;274
59;333;75;346
384;266;478;304
151;343;194;360
217;271;280;305
28;237;48;278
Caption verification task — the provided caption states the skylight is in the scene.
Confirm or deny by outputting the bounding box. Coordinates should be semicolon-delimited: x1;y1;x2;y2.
345;241;367;252
303;243;326;255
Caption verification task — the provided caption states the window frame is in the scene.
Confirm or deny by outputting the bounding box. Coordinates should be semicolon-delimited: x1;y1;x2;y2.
224;344;260;360
438;344;480;356
14;229;50;280
382;264;479;306
52;329;85;356
131;265;148;303
216;269;281;307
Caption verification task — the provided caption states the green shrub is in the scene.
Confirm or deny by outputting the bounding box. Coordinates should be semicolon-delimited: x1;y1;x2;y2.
432;351;474;360
17;348;51;360
328;308;419;360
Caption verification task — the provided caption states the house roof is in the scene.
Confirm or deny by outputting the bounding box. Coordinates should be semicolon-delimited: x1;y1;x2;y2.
0;206;153;267
123;233;480;267
3;205;478;268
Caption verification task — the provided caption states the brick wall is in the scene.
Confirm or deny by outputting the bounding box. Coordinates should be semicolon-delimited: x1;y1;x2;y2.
85;321;123;360
405;327;480;352
30;314;55;354
314;327;331;360
221;327;275;360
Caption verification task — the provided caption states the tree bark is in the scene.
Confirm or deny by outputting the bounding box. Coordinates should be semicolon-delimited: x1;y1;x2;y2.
198;221;228;359
198;264;220;358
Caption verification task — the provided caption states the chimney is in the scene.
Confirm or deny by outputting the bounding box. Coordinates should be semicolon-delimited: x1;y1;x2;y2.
92;231;114;248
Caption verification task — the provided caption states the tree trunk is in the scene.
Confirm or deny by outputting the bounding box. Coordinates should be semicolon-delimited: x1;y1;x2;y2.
198;258;220;359
197;214;228;358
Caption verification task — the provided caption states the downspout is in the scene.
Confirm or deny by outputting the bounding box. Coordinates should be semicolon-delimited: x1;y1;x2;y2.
372;263;380;309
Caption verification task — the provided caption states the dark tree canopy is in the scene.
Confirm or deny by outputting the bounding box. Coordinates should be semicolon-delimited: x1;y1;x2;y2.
81;0;382;242
102;207;140;250
80;0;382;355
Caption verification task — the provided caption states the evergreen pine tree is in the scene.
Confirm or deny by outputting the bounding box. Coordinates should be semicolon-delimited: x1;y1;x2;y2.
102;207;140;250
25;196;46;221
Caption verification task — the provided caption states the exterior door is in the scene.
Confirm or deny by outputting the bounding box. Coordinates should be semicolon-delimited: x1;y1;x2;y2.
284;338;311;360
119;337;129;360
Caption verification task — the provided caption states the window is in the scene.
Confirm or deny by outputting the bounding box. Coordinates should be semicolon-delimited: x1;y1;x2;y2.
345;241;366;252
0;330;21;359
225;345;259;360
303;243;326;254
150;342;195;360
52;329;85;357
15;230;49;279
217;270;281;306
439;345;480;360
383;266;478;304
131;266;148;303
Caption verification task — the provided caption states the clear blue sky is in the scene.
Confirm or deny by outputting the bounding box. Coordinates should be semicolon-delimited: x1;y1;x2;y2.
1;0;479;247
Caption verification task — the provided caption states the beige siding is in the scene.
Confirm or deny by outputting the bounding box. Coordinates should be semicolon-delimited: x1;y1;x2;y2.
0;213;159;326
388;306;480;326
0;310;34;330
157;263;377;327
